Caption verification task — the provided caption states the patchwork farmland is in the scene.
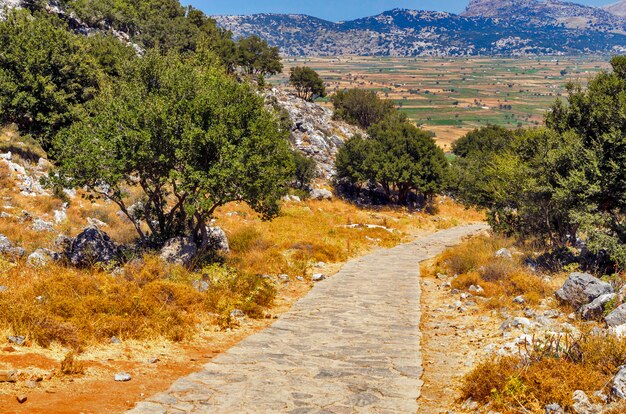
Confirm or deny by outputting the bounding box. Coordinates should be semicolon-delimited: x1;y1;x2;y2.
272;56;611;148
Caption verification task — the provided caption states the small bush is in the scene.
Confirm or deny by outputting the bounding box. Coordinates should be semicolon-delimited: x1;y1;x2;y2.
479;258;516;282
437;235;551;307
461;332;626;411
60;351;85;376
229;227;269;254
439;236;510;275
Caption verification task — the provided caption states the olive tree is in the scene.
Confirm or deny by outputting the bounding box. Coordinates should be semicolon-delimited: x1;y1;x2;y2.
52;52;294;247
0;9;101;152
336;117;448;204
289;67;326;101
237;35;283;77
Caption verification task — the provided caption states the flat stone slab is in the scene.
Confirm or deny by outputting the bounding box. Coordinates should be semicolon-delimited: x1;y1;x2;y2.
128;224;488;414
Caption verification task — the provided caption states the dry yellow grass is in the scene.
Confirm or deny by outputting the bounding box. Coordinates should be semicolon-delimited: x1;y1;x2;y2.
0;256;276;348
428;234;625;412
460;332;626;412
425;235;553;307
217;197;483;278
0;127;485;349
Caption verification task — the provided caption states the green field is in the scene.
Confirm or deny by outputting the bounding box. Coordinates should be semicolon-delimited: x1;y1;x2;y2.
270;56;610;149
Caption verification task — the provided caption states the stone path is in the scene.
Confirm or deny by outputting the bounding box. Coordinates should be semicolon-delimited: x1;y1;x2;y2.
128;224;488;414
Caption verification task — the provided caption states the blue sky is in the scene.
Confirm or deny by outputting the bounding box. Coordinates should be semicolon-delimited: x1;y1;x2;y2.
184;0;615;21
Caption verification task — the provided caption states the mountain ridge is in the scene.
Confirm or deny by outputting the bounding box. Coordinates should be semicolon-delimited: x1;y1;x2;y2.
214;1;626;56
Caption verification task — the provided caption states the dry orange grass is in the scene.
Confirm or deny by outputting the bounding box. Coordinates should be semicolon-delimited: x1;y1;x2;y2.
217;197;483;278
427;235;552;307
461;332;626;412
0;256;276;348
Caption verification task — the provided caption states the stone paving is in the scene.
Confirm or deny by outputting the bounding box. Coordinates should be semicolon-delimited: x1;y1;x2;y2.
128;224;488;414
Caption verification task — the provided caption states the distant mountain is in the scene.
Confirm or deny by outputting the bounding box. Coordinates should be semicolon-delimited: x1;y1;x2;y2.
214;3;626;56
604;0;626;18
463;0;625;32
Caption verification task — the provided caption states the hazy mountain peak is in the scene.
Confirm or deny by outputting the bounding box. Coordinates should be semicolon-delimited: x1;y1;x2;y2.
213;2;626;57
604;0;626;17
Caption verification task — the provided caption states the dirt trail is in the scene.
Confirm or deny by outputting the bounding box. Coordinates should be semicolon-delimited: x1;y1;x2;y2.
128;224;488;414
418;271;503;412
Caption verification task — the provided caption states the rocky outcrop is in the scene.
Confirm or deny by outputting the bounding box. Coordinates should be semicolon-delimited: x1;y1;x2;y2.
0;234;25;259
0;0;20;19
580;293;616;320
555;272;613;309
571;390;602;413
69;227;119;267
611;365;626;400
27;248;61;268
266;89;362;179
606;304;626;327
0;1;141;53
310;188;333;201
159;237;198;267
206;226;230;255
0;152;48;197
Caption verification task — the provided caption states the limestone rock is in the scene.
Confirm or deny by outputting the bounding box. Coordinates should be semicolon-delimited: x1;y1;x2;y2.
159;237;197;266
70;227;119;267
26;248;61;268
611;365;626;400
31;219;54;232
114;372;132;382
310;188;333;201
54;234;73;257
545;403;564;414
580;293;616;320
312;273;326;282
572;390;602;413
606;304;626;327
0;234;14;253
495;248;513;259
282;195;302;203
0;234;25;259
206;226;230;254
265;88;363;179
469;284;484;294
87;217;107;228
555;272;613;309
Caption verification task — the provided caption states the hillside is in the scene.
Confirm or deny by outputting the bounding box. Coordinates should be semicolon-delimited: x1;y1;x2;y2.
462;0;626;32
605;0;626;17
214;6;626;56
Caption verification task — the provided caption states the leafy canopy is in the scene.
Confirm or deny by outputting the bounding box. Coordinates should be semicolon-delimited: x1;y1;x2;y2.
0;9;103;152
332;88;403;129
289;67;326;102
52;51;294;247
237;35;283;77
452;56;626;268
336;117;448;205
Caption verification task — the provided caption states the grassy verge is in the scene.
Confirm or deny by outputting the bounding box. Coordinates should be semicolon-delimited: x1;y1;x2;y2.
425;234;626;412
0;132;485;351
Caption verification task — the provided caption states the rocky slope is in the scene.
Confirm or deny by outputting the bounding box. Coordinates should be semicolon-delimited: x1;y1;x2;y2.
463;0;626;32
0;0;140;51
266;89;363;179
605;0;626;18
214;6;626;56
